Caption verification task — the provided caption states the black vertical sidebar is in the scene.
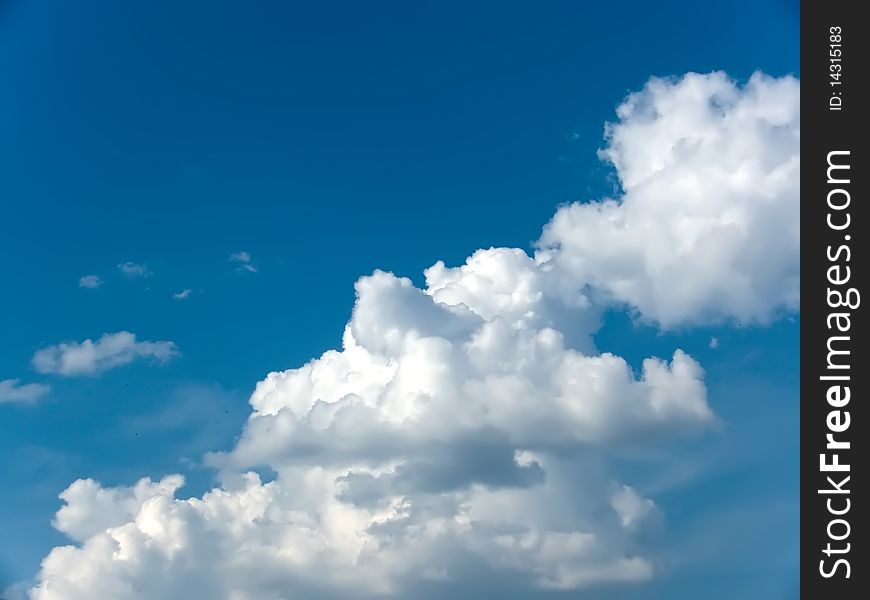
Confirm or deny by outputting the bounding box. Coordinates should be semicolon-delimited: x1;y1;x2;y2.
802;1;867;597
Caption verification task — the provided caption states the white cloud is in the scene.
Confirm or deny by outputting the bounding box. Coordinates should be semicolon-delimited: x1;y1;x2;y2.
29;275;707;597
709;337;719;349
77;275;102;289
230;251;257;272
537;72;799;328
29;72;798;599
31;332;179;376
173;289;192;300
117;262;151;278
53;476;185;543
610;485;657;529
0;378;50;404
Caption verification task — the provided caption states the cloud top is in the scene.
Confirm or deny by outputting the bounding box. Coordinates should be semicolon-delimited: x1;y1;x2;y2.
537;72;799;327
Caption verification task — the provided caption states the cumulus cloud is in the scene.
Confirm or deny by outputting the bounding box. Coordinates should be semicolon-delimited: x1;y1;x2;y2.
77;275;102;289
172;289;192;300
53;476;186;543
537;71;799;327
29;277;705;597
29;72;798;599
230;251;257;273
0;378;50;404
117;262;151;278
31;332;179;377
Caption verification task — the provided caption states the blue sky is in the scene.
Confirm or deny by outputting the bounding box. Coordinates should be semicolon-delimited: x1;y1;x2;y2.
1;1;798;598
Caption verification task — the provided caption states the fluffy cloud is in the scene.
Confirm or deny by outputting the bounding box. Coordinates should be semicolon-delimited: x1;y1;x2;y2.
32;332;179;377
29;72;798;599
117;262;151;278
0;378;50;404
77;275;102;289
28;278;702;598
53;476;186;543
537;71;799;327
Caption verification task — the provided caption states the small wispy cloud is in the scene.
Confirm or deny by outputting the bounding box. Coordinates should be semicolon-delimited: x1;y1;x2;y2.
78;275;103;289
709;337;719;350
173;289;192;300
121;383;242;456
32;331;179;376
117;262;151;278
229;251;257;273
3;580;30;600
0;378;51;405
610;485;657;529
